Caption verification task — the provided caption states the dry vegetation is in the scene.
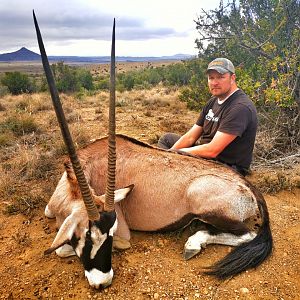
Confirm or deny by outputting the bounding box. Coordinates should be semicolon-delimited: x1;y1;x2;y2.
0;86;299;299
0;60;178;76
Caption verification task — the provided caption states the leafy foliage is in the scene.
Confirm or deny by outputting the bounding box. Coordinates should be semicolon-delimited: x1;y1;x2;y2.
194;0;300;109
190;0;300;157
115;63;195;92
1;72;36;95
178;59;210;110
41;62;94;93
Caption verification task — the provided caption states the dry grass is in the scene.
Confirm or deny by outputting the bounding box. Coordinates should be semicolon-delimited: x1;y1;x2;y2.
0;87;194;215
0;87;299;218
249;166;300;194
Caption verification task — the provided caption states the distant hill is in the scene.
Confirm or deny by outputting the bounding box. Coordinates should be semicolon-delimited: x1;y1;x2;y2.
0;47;194;63
0;47;41;61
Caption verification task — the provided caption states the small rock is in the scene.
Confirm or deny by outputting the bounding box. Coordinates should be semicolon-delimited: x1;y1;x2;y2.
154;293;159;299
240;287;249;294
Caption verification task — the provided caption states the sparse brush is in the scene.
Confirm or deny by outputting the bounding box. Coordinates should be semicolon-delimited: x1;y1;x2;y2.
0;169;19;199
66;112;82;123
130;115;148;129
116;99;128;107
159;118;191;134
252;169;299;194
2;114;39;136
29;153;57;180
144;110;153;117
142;98;170;108
12;230;31;246
0;131;15;147
0;101;6;111
32;99;51;112
147;134;160;145
0;85;9;97
72;124;94;147
15;99;30;111
95;107;103;114
4;194;46;216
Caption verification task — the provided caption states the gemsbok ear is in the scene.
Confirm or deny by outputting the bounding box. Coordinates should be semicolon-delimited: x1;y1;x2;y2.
44;213;79;255
93;185;135;206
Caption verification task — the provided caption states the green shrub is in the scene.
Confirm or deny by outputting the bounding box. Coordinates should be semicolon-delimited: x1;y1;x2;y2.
0;85;9;97
164;64;192;86
96;77;110;90
50;62;94;93
1;72;36;95
77;68;94;90
115;62;191;91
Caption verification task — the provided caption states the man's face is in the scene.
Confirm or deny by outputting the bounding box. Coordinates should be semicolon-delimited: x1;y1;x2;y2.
207;70;236;99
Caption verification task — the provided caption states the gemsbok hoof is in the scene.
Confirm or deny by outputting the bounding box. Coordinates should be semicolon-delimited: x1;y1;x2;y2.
113;236;131;250
183;248;201;260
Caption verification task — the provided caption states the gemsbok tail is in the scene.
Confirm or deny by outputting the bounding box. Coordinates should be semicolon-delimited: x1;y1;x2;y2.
205;198;273;279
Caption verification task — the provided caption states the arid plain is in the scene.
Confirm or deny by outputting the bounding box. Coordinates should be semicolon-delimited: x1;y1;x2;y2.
0;61;299;299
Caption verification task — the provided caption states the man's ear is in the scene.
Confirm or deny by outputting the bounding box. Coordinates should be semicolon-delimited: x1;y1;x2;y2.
231;73;236;83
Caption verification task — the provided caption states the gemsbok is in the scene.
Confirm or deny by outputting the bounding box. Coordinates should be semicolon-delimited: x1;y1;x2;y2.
34;12;273;289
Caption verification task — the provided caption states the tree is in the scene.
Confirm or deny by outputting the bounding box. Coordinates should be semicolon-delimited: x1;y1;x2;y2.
164;63;192;86
77;68;94;90
194;0;300;109
178;59;210;110
188;0;300;156
1;72;36;95
51;62;80;93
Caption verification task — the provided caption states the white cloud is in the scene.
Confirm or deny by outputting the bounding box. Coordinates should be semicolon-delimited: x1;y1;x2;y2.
0;0;220;56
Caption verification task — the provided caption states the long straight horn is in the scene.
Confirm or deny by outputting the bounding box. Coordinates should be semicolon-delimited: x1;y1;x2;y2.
104;19;116;212
32;10;100;221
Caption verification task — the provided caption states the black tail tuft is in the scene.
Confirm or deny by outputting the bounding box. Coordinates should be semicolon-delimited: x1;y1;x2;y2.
204;200;273;279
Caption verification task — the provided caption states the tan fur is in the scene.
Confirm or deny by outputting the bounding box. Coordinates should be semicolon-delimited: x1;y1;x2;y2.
49;134;264;241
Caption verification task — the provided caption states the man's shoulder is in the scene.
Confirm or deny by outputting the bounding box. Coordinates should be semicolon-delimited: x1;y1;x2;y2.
231;89;252;102
230;90;255;109
202;96;217;110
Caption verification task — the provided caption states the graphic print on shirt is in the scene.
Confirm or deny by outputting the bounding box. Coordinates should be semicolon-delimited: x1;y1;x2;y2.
205;109;219;122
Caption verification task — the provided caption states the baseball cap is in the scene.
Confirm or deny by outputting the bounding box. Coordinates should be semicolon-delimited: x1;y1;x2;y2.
207;58;235;74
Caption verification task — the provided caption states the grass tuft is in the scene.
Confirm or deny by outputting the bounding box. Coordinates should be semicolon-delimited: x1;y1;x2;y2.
1;114;39;136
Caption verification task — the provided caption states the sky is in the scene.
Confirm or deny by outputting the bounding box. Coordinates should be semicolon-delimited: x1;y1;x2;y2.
0;0;221;57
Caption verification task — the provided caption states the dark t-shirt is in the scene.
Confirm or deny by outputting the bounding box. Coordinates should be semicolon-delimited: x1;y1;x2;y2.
196;89;257;169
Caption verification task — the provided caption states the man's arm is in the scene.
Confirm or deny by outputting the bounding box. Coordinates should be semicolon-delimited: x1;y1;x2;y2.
180;131;237;158
171;124;203;150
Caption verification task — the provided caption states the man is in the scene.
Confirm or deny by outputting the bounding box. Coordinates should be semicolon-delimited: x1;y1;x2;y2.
158;57;257;176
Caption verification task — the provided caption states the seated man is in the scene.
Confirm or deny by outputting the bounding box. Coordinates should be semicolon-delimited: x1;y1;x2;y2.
158;58;257;176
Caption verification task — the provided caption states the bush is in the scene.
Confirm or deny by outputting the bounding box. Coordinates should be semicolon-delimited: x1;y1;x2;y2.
1;114;39;136
115;62;192;91
96;77;110;90
77;68;94;90
164;63;192;86
0;85;9;97
178;59;210;110
50;62;94;93
1;72;36;95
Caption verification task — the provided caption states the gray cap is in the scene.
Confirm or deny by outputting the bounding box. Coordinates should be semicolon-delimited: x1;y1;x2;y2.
207;58;235;74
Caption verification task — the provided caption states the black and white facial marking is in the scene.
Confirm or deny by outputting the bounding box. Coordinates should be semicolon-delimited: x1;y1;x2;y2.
72;211;117;289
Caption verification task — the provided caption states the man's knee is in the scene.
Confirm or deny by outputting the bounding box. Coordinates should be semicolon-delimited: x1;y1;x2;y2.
157;133;181;149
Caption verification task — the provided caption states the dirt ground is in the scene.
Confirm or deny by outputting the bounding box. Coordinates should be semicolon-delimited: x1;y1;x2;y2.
0;189;299;300
0;86;299;299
